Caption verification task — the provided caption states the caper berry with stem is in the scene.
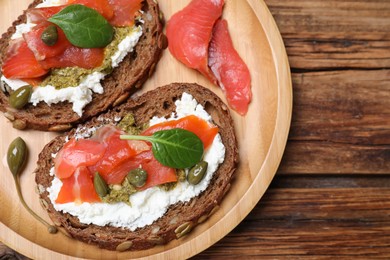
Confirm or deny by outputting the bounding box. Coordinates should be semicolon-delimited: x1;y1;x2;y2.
126;168;148;188
7;137;58;234
187;161;208;185
7;137;27;177
41;25;58;46
9;85;32;109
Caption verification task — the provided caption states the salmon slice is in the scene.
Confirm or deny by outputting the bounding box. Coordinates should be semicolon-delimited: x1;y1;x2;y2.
56;166;101;204
1;39;48;79
142;115;219;149
209;19;252;115
89;127;149;183
23;77;44;87
137;150;177;190
166;0;224;84
67;0;114;20
23;22;71;61
39;45;104;69
27;5;67;24
100;150;177;188
108;0;143;27
54;138;106;179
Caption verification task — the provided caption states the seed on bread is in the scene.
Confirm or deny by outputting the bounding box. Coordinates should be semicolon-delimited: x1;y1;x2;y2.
4;111;15;121
197;215;208;224
48;124;72;132
147;236;164;245
208;205;220;218
175;221;194;239
112;92;130;107
116;241;133;252
12;119;26;130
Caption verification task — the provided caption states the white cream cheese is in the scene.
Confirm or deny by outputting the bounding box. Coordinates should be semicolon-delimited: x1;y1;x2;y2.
47;93;226;231
1;0;143;116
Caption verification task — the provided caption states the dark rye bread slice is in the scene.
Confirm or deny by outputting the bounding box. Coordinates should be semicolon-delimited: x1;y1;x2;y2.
0;0;166;131
34;83;239;251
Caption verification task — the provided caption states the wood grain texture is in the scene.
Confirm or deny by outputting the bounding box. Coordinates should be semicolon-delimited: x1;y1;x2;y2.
195;0;390;258
196;179;390;258
266;0;390;70
0;0;291;259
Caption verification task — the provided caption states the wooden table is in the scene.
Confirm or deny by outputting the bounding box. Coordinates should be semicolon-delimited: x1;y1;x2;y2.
2;0;390;258
197;0;390;258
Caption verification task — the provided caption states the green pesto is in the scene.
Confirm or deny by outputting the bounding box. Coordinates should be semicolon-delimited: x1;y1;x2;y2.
102;179;137;205
118;113;141;135
159;169;186;191
118;113;150;134
41;27;137;89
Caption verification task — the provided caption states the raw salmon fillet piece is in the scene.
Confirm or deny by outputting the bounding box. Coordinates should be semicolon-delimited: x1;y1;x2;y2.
166;0;224;84
209;19;252;115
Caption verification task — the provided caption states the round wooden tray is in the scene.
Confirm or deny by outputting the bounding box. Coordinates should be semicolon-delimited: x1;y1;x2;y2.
0;0;292;259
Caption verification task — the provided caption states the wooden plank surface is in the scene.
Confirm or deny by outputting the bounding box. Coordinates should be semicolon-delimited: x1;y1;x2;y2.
195;0;390;258
0;0;291;259
2;0;390;258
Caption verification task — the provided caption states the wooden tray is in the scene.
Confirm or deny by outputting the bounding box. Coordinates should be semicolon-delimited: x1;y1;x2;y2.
0;0;292;259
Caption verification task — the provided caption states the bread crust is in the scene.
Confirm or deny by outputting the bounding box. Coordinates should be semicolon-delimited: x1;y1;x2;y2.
0;0;165;131
34;83;239;251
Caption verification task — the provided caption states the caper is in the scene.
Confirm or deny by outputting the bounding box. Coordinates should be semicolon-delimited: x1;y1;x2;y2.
187;161;208;185
7;137;57;234
41;25;58;46
7;137;28;177
94;172;109;197
9;85;32;109
126;168;148;188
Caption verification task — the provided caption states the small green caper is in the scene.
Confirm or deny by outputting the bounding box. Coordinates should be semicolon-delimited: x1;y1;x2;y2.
7;137;28;177
126;168;148;188
41;25;58;46
94;172;109;197
9;85;32;109
187;161;208;185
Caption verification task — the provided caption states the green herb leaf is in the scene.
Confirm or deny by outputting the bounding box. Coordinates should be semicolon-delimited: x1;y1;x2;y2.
48;4;114;48
120;129;204;169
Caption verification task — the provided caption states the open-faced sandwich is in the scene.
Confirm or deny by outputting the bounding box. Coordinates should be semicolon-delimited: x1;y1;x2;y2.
34;83;238;251
0;0;165;131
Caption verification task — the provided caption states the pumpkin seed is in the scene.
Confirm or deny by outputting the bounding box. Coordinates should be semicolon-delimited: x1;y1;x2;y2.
175;221;194;239
116;241;133;252
12;119;27;130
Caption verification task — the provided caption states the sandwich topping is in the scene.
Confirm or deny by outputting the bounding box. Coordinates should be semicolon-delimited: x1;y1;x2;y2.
47;93;226;231
1;0;144;116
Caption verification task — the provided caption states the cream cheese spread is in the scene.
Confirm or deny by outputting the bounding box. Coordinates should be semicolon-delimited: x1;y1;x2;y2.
1;0;143;116
47;93;226;231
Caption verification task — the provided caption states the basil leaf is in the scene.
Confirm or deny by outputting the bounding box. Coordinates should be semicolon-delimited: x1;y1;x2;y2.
121;129;204;169
48;4;114;48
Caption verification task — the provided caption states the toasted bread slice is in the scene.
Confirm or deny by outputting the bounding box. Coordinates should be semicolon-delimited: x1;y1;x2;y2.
0;0;165;131
34;83;238;251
